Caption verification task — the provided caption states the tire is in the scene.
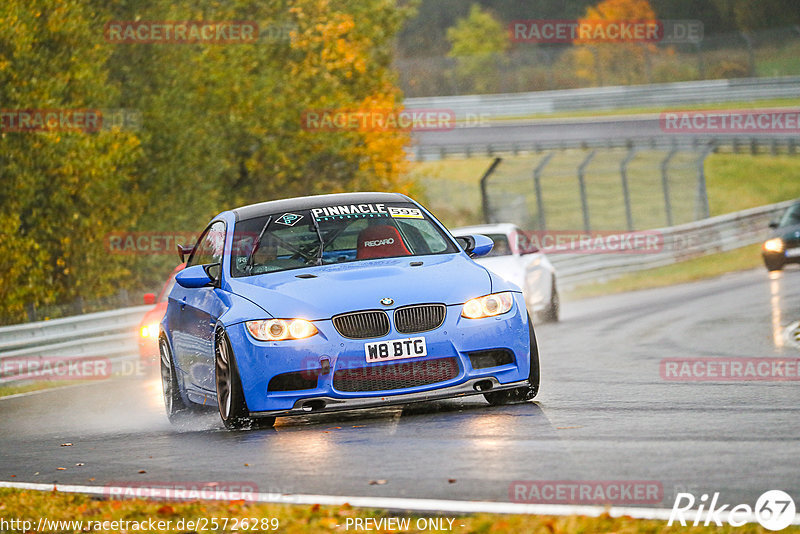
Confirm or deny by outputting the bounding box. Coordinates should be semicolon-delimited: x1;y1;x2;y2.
484;315;540;405
764;257;784;271
215;329;275;430
160;337;192;423
542;280;560;323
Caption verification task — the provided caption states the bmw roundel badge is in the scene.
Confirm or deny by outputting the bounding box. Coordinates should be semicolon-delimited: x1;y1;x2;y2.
380;297;394;306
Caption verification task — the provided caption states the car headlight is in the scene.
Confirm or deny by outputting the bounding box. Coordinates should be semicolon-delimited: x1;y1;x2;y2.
764;238;784;253
461;292;514;319
246;319;318;341
140;323;159;338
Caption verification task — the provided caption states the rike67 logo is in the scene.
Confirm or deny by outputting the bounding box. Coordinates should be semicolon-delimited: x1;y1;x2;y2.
669;490;796;530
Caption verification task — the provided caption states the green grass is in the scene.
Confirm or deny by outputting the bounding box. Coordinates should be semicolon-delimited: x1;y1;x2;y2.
564;243;765;300
705;154;800;215
0;488;792;533
0;381;80;398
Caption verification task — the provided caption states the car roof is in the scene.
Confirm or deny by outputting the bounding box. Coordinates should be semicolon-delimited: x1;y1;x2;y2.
451;223;520;235
232;192;410;221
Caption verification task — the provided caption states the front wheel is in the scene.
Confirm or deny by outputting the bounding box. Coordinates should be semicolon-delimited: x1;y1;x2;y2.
215;329;275;430
484;315;540;405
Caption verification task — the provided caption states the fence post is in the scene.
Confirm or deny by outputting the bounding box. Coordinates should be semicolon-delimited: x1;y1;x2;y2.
533;152;555;231
480;157;503;224
740;32;756;77
694;41;705;79
661;147;678;227
620;147;637;231
695;143;714;220
577;150;596;232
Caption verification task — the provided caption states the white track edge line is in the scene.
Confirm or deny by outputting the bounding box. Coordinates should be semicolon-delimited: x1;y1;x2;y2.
2;481;799;525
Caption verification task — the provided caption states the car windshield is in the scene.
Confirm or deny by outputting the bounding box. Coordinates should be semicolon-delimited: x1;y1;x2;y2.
483;233;513;257
231;202;458;277
779;203;800;227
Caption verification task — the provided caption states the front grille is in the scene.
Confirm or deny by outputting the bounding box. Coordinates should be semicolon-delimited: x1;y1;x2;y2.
333;357;459;392
394;304;446;334
469;349;514;370
268;370;318;392
332;310;390;339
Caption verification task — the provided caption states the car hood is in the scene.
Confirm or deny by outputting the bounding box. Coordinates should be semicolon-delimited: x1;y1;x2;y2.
225;254;492;320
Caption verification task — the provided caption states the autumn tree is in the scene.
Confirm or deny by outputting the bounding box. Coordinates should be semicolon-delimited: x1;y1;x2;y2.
0;0;142;323
446;4;510;94
1;0;416;322
565;0;660;86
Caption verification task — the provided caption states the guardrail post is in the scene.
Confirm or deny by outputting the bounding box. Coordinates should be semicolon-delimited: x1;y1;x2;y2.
480;157;503;224
661;147;678;227
577;150;596;232
620;147;637;231
695;144;714;220
533;152;555;230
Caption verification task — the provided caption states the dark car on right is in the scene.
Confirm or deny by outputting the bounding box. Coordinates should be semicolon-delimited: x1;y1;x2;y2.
763;201;800;271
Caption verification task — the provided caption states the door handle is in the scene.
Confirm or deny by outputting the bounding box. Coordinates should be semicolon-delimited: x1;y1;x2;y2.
181;296;187;311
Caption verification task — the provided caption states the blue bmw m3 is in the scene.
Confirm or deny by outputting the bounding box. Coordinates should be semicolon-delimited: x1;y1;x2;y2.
160;192;540;429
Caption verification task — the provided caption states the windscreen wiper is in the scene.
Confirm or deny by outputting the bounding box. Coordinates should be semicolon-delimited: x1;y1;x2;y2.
310;215;325;266
245;215;272;275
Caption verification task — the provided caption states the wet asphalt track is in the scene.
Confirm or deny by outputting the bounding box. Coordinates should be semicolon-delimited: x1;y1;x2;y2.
1;267;799;508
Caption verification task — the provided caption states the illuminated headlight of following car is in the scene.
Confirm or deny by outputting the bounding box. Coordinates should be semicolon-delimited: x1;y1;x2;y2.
461;292;514;319
764;238;784;253
140;323;159;338
246;319;318;341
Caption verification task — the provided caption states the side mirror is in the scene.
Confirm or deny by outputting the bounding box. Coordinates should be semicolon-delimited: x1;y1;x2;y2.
457;234;494;258
769;221;779;229
177;244;194;262
143;293;156;305
175;264;214;288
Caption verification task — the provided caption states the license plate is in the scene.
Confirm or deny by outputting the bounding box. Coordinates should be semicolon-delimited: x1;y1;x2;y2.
365;337;427;362
785;247;800;258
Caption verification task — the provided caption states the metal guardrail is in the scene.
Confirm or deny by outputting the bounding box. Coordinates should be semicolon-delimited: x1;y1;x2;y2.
405;76;800;118
550;200;796;287
411;136;800;161
0;199;794;383
0;306;150;384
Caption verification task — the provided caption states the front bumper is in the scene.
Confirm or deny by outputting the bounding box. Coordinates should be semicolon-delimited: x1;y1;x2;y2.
226;293;531;414
763;247;800;266
249;377;530;417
